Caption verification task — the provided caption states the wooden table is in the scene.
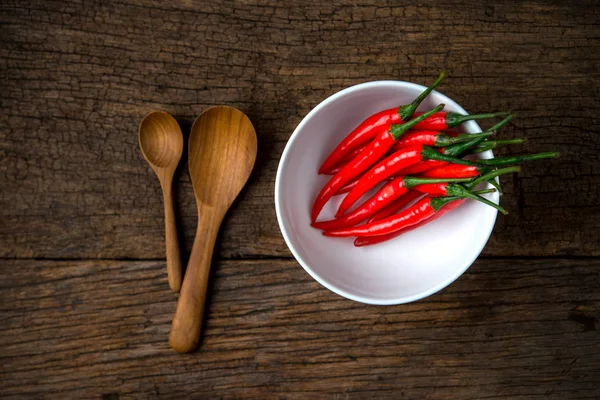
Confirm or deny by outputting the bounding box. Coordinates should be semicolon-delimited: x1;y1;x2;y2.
2;1;599;398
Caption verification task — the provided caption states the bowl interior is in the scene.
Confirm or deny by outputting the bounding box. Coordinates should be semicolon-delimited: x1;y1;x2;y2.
275;81;498;305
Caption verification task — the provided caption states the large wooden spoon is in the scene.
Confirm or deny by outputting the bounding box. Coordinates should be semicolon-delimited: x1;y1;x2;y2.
138;111;184;293
170;106;257;353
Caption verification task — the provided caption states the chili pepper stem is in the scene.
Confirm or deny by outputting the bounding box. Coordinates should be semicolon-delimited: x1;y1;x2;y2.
390;104;445;140
487;114;514;132
403;176;473;189
488;179;503;195
429;196;462;211
475;188;497;195
445;111;510;128
422;146;481;166
468;138;527;154
428;188;497;212
491;138;527;146
466;166;521;189
436;113;513;148
469;191;508;214
444;135;489;156
442;114;512;156
444;184;508;214
476;152;560;167
435;131;494;147
468;146;493;155
398;72;446;120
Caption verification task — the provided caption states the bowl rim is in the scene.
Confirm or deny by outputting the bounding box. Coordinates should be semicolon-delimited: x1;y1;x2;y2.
274;80;497;305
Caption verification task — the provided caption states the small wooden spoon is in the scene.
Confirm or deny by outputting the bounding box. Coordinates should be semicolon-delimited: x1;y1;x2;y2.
169;106;257;353
138;111;184;293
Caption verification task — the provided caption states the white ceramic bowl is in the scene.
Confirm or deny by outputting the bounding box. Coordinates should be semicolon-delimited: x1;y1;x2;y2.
275;81;498;305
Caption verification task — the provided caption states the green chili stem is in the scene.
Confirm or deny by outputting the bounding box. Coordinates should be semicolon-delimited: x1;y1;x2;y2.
435;131;494;147
488;179;503;195
489;138;527;146
466;166;521;190
398;71;445;121
429;188;497;212
390;104;445;140
422;146;481;166
445;111;510;128
430;196;462;211
468;191;508;214
487;114;514;132
444;136;488;156
474;188;497;195
468;146;493;155
403;176;473;189
446;184;508;214
476;152;559;167
442;114;512;156
468;138;527;154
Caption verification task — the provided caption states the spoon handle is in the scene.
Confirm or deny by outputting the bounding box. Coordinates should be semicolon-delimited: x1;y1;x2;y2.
169;207;221;353
162;181;183;293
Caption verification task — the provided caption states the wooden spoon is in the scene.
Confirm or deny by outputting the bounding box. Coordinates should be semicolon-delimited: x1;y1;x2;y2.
169;106;257;353
138;111;184;293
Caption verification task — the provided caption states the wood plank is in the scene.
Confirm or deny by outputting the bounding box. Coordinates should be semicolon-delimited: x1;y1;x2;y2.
1;0;599;259
1;258;599;399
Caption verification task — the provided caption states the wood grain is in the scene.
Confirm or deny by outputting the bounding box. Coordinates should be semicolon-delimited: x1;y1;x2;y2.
1;0;599;259
138;111;184;293
170;106;257;353
1;258;599;399
1;1;599;398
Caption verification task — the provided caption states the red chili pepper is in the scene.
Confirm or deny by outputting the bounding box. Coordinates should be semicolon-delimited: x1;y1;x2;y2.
326;196;439;237
367;191;424;223
328;129;466;174
336;172;393;195
318;108;398;174
353;190;501;247
411;110;509;131
420;164;486;179
325;144;369;175
338;143;551;217
311;104;445;222
354;196;464;247
362;135;485;193
318;108;399;175
312;176;472;231
335;175;360;195
414;182;453;196
325;185;508;238
414;165;519;201
339;143;369;164
318;72;446;174
391;130;493;151
353;168;520;246
334;130;485;184
397;136;488;175
396;115;514;176
335;144;479;217
419;164;512;196
399;160;447;176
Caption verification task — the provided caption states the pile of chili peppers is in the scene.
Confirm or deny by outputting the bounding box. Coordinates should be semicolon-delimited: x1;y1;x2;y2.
311;72;559;247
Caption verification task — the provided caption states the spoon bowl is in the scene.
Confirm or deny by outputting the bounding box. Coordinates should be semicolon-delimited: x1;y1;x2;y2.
170;106;257;353
138;111;184;293
139;112;183;169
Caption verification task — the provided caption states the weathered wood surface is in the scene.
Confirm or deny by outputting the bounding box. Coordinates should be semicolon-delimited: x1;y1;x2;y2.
1;258;599;399
1;0;599;259
2;1;600;398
